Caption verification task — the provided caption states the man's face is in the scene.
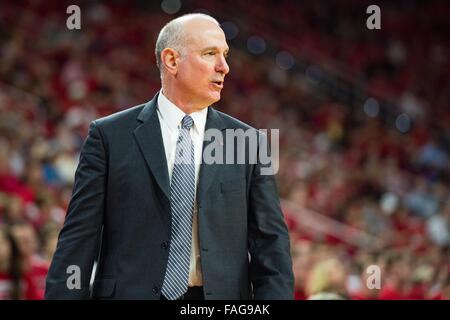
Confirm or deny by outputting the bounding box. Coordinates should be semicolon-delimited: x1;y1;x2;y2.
174;19;230;109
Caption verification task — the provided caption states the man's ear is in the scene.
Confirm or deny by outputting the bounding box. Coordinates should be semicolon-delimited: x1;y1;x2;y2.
161;48;179;75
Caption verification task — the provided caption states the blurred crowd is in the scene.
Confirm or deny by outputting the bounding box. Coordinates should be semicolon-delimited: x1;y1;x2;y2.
0;0;448;299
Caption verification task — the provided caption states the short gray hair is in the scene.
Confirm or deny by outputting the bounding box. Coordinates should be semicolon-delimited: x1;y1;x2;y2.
155;13;220;73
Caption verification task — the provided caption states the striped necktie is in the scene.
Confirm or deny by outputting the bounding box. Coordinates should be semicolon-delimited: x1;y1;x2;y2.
161;115;195;300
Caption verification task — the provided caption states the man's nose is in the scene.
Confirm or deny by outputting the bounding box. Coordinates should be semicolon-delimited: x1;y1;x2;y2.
215;55;230;75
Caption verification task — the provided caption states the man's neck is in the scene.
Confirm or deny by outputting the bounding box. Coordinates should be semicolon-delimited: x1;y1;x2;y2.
160;87;207;114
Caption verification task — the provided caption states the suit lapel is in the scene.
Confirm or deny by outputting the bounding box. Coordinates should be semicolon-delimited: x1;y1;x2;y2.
133;97;226;205
133;95;170;201
198;107;226;206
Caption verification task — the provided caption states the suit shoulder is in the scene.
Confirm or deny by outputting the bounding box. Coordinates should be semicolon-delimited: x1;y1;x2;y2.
93;103;145;128
214;109;256;131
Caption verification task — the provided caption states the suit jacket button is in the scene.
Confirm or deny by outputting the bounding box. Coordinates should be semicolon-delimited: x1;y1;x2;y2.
161;241;169;249
153;286;159;294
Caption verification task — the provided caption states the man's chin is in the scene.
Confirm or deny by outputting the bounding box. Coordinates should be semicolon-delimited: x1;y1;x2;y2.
208;92;221;104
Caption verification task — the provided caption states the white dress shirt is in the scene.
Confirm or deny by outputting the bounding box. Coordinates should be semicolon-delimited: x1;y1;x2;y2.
157;91;207;286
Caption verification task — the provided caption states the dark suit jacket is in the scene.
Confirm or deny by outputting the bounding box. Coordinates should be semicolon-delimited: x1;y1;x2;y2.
45;92;294;299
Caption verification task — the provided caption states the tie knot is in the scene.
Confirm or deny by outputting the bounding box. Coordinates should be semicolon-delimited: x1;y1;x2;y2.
181;115;194;130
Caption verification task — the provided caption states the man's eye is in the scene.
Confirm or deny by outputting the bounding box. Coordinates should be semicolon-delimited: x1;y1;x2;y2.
206;52;215;56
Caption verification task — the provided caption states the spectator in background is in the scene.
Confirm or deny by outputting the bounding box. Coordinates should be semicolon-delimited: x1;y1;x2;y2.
38;222;59;265
306;257;348;300
426;203;450;247
10;222;48;299
0;226;39;299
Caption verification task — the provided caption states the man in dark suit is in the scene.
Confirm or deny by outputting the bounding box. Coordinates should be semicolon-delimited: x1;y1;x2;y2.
45;13;294;300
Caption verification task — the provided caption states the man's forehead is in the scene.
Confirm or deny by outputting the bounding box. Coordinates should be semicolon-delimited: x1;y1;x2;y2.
186;28;228;50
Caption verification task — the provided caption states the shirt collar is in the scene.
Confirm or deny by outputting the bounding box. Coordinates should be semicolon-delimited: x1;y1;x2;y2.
157;90;208;134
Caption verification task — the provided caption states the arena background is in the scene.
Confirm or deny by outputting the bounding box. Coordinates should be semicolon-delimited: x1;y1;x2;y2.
0;0;448;300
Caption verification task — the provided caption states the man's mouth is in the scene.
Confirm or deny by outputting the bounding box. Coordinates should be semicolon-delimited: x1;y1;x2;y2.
211;80;224;88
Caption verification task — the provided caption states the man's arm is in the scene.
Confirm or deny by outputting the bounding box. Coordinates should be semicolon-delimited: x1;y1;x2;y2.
45;121;107;299
248;131;294;300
